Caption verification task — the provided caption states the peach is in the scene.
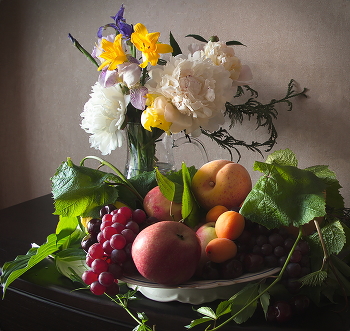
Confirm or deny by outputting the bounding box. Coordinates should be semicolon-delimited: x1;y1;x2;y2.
205;205;229;223
191;160;252;211
205;238;237;263
215;211;245;240
143;186;182;222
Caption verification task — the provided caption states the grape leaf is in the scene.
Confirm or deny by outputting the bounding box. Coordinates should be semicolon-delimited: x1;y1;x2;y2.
240;161;327;229
129;171;157;199
265;148;298;167
309;220;346;255
306;165;344;211
51;159;120;217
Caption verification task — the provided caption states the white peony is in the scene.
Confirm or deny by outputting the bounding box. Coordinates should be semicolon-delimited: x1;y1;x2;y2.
146;54;234;136
189;41;253;84
81;82;130;155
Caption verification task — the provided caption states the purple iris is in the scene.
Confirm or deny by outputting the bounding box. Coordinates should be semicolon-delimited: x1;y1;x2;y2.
97;4;133;39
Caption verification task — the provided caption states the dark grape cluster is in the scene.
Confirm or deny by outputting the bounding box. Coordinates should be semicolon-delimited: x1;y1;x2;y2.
236;219;310;292
266;295;310;323
81;204;149;295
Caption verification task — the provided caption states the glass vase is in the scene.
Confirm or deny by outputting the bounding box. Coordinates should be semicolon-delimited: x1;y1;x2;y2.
124;122;209;178
124;122;175;178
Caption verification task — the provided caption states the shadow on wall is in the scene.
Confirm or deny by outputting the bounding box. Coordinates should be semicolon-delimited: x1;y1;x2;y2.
0;1;32;208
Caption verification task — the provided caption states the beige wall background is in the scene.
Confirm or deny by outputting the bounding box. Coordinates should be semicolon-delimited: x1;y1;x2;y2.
0;0;349;209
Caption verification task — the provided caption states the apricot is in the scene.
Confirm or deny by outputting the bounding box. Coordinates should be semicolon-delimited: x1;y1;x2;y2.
215;211;245;240
205;238;237;263
205;205;229;223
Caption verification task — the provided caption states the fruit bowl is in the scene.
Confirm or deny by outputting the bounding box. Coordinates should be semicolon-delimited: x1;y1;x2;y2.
120;267;280;305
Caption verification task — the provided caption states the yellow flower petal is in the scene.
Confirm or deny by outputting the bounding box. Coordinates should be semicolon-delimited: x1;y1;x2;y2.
97;34;127;71
156;43;173;54
131;23;173;68
141;97;172;132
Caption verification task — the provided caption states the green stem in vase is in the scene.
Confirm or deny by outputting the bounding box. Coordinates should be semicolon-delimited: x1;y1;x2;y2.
125;122;163;178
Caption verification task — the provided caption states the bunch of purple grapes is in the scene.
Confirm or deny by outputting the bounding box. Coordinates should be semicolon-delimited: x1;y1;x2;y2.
81;204;147;295
235;219;311;294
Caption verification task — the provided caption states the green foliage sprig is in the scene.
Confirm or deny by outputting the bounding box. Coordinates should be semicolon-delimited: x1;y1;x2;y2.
202;79;308;161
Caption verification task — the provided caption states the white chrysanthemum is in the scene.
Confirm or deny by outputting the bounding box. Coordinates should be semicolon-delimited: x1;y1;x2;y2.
146;54;234;135
81;82;130;155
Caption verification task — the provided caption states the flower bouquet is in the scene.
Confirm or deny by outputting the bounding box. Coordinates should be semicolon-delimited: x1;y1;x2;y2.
69;4;306;171
2;5;350;331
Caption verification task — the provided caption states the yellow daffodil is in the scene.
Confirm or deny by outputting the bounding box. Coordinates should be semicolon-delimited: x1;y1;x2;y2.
131;23;173;68
141;95;172;132
98;34;128;71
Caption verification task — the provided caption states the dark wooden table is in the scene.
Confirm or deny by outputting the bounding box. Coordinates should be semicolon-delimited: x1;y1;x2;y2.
0;195;349;331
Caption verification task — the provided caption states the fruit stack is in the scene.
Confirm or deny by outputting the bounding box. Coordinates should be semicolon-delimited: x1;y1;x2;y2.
79;158;317;322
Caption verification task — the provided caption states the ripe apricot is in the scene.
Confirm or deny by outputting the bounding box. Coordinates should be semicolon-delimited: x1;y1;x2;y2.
215;211;245;240
205;205;229;223
205;238;237;263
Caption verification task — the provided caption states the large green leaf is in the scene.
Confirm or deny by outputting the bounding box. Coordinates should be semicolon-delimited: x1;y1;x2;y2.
240;161;327;229
51;159;120;217
306;165;344;211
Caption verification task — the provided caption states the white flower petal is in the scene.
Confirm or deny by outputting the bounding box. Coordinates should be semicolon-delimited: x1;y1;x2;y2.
80;82;129;154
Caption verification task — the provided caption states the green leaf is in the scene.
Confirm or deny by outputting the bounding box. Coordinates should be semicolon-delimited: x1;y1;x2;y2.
0;227;76;296
155;168;183;203
330;254;350;277
306;165;344;211
185;34;208;43
169;31;182;56
51;159;120;217
56;215;79;235
299;270;328;287
54;248;87;282
229;282;259;324
129;171;157;199
196;306;217;319
265;148;298;167
181;163;200;227
226;40;246;46
259;283;271;318
185;317;213;329
309;220;346;255
215;300;232;318
240;161;327;229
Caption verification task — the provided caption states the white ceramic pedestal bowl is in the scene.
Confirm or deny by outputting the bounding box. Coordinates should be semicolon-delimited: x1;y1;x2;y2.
120;267;280;305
